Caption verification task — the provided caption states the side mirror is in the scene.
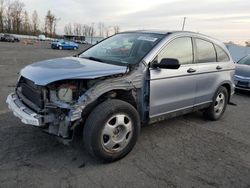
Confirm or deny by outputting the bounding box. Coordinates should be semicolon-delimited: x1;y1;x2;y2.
152;58;180;69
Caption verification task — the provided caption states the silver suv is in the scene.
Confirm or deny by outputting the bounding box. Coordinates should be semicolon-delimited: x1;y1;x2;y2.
6;31;235;162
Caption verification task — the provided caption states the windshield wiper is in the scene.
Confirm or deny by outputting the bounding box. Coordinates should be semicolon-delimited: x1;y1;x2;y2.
82;56;104;62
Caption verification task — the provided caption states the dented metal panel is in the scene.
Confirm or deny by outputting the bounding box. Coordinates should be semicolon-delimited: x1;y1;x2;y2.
68;63;147;121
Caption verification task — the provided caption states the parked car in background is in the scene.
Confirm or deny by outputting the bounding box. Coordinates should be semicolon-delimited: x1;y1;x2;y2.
6;30;235;162
38;34;46;41
234;54;250;90
51;40;79;50
13;36;20;42
0;34;19;42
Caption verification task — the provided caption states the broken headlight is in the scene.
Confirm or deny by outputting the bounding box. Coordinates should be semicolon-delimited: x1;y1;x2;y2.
57;84;77;103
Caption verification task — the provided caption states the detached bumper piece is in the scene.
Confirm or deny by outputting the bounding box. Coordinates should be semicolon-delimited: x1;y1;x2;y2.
6;93;42;126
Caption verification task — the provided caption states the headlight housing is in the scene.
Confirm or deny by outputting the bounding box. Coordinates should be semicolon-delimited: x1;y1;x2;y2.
57;84;77;103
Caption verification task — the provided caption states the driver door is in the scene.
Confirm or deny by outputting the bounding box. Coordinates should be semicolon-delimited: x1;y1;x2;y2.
149;37;197;118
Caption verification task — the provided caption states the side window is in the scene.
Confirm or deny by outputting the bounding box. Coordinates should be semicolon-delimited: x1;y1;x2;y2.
157;37;193;65
195;39;216;63
215;45;230;62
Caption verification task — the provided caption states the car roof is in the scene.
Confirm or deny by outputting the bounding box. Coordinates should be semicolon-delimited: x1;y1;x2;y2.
121;30;224;47
122;29;214;38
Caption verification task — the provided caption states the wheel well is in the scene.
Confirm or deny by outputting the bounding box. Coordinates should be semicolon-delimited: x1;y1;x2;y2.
98;90;137;109
221;83;231;102
80;90;137;125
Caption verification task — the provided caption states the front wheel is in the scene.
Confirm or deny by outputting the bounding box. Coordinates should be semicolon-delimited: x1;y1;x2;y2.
83;99;140;162
58;46;63;50
203;86;228;120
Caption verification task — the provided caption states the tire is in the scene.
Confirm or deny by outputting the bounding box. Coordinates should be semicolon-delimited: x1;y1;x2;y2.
203;86;228;121
73;47;77;50
59;46;63;50
83;99;140;162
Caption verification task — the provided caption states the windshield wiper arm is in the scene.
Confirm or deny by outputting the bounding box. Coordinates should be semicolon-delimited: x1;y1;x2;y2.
83;56;104;62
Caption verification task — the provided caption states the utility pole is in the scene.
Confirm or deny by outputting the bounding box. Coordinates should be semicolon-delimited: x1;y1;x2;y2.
182;17;186;31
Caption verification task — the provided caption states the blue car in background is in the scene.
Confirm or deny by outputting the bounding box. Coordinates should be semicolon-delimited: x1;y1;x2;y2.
51;40;79;50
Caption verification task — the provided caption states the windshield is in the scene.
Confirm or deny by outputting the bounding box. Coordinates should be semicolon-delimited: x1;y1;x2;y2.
238;55;250;65
79;33;165;66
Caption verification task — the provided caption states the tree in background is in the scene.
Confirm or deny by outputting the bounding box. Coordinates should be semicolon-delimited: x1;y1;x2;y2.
10;0;24;34
82;24;93;36
32;10;39;35
105;26;111;38
113;25;120;34
63;22;120;38
0;0;5;32
0;0;56;36
64;23;72;35
98;22;105;37
73;23;82;36
23;10;30;34
1;0;121;38
64;23;98;37
45;10;57;37
4;1;12;32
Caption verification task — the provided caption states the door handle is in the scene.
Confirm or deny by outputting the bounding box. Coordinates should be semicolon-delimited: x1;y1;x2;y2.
216;66;222;70
187;68;196;73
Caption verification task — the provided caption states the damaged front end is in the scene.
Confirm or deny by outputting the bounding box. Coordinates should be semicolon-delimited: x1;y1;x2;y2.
6;63;146;139
7;77;87;138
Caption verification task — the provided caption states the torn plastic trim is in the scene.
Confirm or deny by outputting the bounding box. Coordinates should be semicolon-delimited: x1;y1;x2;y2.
68;63;146;121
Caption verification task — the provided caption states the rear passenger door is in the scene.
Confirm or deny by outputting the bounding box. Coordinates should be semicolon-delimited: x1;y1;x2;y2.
149;37;197;118
193;38;230;104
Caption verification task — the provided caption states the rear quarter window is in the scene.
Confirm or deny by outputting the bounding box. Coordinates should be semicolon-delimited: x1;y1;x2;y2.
195;38;216;63
215;45;230;62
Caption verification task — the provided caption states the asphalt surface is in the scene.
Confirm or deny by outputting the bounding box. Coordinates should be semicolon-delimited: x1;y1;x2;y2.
0;41;250;188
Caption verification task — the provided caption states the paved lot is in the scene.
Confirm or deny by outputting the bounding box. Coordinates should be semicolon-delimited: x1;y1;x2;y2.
0;41;250;188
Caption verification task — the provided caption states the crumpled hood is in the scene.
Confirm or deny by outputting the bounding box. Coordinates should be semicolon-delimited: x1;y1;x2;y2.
20;57;127;85
235;64;250;77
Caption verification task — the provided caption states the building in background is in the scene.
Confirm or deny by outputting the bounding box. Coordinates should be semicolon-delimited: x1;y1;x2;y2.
63;35;104;44
63;35;85;43
85;36;104;44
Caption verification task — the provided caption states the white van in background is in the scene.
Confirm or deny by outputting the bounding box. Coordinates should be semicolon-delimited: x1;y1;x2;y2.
38;34;46;41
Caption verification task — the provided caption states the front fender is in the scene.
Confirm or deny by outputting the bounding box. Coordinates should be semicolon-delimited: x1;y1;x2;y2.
78;64;145;108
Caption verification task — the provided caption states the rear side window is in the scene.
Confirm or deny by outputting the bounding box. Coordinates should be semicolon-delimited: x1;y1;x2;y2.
215;45;230;62
195;39;216;63
157;37;193;65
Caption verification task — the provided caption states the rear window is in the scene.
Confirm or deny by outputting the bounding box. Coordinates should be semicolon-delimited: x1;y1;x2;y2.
215;45;230;62
195;38;216;63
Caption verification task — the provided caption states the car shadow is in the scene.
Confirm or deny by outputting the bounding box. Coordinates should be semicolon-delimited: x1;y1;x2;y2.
0;109;223;169
235;89;250;96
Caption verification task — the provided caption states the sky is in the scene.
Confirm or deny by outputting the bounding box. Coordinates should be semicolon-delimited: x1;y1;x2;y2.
21;0;250;44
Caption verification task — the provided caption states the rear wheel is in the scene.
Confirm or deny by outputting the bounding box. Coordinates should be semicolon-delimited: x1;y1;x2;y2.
73;47;77;50
83;99;140;162
59;46;63;50
203;86;228;120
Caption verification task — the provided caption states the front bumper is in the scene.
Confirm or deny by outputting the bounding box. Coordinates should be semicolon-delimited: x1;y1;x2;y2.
6;93;43;126
235;85;250;91
234;75;250;91
6;92;83;127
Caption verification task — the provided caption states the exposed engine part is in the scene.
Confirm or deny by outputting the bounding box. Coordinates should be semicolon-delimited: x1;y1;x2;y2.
57;84;77;103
